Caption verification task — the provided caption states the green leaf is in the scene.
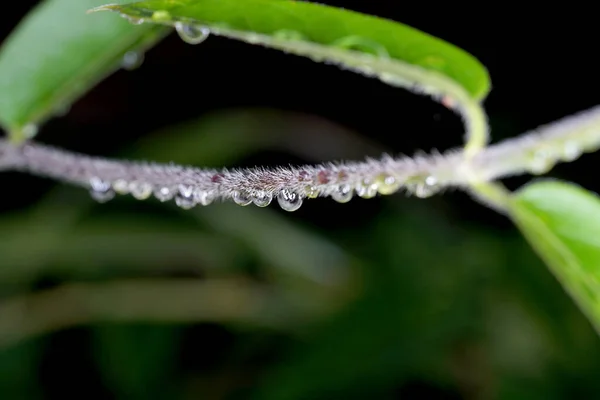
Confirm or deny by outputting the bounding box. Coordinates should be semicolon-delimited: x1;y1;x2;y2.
92;0;490;101
510;180;600;334
0;0;168;140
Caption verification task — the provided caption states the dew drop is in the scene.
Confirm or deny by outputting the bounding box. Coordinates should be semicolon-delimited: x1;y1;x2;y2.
175;184;196;209
129;181;153;200
232;191;252;206
305;185;319;199
252;191;272;207
562;141;581;162
331;35;389;58
89;177;115;203
194;188;217;206
277;189;303;212
21;123;38;139
112;179;130;195
529;149;554;174
151;10;171;21
123;15;144;25
175;22;210;45
331;184;353;203
355;180;378;199
121;50;144;71
154;186;175;202
413;176;440;198
376;174;401;195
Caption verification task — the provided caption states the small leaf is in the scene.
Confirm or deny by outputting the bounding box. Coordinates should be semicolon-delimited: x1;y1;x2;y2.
0;0;169;140
92;0;490;101
510;180;600;334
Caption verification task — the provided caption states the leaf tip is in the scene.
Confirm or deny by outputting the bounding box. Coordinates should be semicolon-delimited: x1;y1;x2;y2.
87;4;121;15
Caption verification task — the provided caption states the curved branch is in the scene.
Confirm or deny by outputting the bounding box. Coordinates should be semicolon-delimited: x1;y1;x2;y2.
1;104;599;211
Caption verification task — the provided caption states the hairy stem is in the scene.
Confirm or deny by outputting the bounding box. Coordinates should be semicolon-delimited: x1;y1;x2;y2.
1;105;599;210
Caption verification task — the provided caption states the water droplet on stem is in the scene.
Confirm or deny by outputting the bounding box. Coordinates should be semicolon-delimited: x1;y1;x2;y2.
129;181;153;200
112;179;129;195
563;141;581;162
355;179;378;199
529;149;554;174
175;185;196;209
123;15;144;25
412;176;439;198
194;188;217;206
21;124;38;139
277;189;303;212
89;177;115;203
154;186;175;202
376;174;400;195
121;51;144;71
233;191;252;206
305;186;319;198
331;184;353;203
252;191;272;207
175;22;210;45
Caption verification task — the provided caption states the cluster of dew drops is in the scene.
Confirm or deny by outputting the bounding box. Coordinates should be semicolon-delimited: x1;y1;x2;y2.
88;169;441;212
87;176;315;212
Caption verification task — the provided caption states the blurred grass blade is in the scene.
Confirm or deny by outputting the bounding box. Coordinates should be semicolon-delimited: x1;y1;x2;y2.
0;278;303;348
0;212;246;284
510;180;600;334
0;0;168;141
92;0;490;101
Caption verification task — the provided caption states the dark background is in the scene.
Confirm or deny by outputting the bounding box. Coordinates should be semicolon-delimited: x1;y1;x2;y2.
1;1;600;399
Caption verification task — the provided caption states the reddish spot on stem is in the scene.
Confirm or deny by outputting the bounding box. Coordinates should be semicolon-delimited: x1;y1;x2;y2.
211;173;224;183
298;170;312;182
442;96;455;109
317;170;331;184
